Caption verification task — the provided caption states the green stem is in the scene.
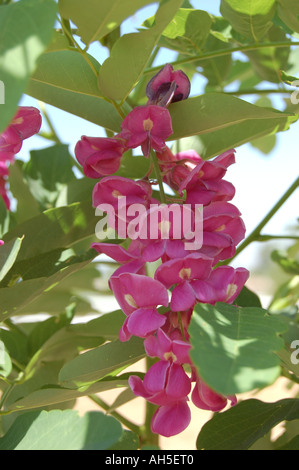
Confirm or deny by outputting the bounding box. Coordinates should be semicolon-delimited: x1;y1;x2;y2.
111;100;126;119
141;357;159;447
144;41;299;76
58;16;99;78
223;88;292;96
256;234;299;242
60;18;74;47
39;102;62;145
0;382;16;411
88;395;141;435
224;175;299;264
150;149;166;204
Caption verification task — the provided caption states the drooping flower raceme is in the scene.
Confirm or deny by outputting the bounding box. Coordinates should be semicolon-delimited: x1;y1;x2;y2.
74;63;250;438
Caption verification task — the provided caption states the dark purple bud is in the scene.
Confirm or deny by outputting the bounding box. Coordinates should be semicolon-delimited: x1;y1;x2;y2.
146;64;191;107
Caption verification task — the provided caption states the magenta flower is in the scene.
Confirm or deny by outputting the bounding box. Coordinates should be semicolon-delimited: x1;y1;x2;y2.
146;63;191;106
10;107;42;141
199;201;246;263
0;127;22;163
191;376;237;412
144;327;192;365
109;273;169;341
0;162;10;209
0;107;42;208
75;135;126;178
190;265;250;305
91;240;143;264
155;253;214;311
92;176;153;238
129;360;191;437
91;240;146;280
178;149;236;206
0;107;42;162
134;203;196;262
158;148;202;191
92;175;152;209
0;240;4;246
120;105;173;157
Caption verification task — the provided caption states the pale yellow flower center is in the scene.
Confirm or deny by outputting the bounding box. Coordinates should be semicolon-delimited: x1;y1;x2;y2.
163;351;177;362
179;267;192;280
143;118;154;132
158;220;171;237
12;117;24;125
215;224;226;232
112;190;124;199
226;283;237;300
124;294;138;309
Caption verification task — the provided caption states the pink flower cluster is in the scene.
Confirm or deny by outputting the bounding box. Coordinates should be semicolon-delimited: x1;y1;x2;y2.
0;107;42;209
75;65;249;437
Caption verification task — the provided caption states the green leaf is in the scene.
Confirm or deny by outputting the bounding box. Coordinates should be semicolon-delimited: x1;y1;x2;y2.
59;0;156;46
271;249;299;275
22;310;124;374
2;201;98;263
196;398;299;450
0;327;28;368
198;17;233;89
0;410;122;450
0;249;97;320
23;144;76;210
27;50;122;132
277;435;299;450
0;198;15;238
154;8;212;55
249;97;278;153
278;0;299;33
6;375;130;413
277;346;299;382
59;336;146;388
27;304;75;357
280;70;299;85
168;93;297;158
251;133;277;154
0;237;22;282
0;344;12;378
98;0;182;101
109;430;139;451
0;0;57;133
234;286;262;308
220;0;276;42
115;152;151;179
189;302;287;396
8;161;40;223
244;25;290;84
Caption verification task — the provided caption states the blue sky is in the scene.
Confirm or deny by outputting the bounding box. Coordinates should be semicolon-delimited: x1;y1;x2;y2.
18;0;299;278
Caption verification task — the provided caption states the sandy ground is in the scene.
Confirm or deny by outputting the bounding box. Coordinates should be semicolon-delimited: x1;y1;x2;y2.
74;359;299;450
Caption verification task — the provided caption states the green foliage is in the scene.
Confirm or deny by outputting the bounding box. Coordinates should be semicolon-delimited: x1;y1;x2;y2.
196;398;299;450
59;0;155;47
220;0;276;42
98;0;182;101
0;409;123;450
169;93;296;158
0;0;57;133
189;302;287;395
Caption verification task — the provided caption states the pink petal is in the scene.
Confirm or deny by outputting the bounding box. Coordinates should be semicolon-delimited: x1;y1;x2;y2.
170;282;197;312
151;401;191;437
127;307;166;338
